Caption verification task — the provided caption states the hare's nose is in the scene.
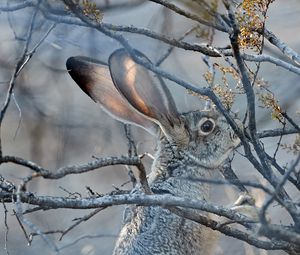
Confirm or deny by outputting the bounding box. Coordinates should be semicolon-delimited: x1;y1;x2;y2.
232;132;239;140
234;118;244;130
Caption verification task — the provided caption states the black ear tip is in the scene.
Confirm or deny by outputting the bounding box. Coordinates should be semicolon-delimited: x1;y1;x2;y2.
66;56;88;71
65;56;100;103
66;57;77;71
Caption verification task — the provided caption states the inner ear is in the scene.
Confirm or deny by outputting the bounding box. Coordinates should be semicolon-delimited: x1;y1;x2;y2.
108;49;189;146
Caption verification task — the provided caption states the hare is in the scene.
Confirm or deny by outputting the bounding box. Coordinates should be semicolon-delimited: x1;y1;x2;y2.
66;48;241;255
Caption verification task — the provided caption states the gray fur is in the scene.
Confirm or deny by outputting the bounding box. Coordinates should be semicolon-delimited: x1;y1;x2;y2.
113;111;240;255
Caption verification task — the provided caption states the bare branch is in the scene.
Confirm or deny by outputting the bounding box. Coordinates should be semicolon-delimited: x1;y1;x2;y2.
1;191;296;251
59;233;117;251
263;28;300;66
0;155;141;179
2;202;10;255
170;207;297;252
0;0;34;11
148;0;228;32
258;128;300;138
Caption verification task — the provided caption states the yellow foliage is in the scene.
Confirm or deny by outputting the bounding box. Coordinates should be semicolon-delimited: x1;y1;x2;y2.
236;0;274;51
258;92;283;121
74;0;103;23
213;85;235;109
190;64;241;109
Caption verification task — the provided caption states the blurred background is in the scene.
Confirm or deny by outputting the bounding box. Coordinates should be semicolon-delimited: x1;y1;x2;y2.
0;0;300;254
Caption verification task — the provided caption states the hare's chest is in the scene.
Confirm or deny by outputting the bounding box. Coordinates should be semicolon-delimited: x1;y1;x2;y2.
149;163;212;200
117;205;215;255
151;177;210;200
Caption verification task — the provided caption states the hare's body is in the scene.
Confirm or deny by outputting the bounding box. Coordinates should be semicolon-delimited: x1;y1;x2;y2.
115;204;214;255
114;141;215;255
113;111;239;255
67;49;241;255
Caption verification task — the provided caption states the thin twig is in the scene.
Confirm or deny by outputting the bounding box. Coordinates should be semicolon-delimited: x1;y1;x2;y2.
58;233;117;251
149;0;228;32
260;154;300;224
258;128;300;138
219;161;248;193
59;207;107;240
13;209;31;245
266;153;300;191
0;155;141;179
135;160;152;194
2;202;10;255
156;25;199;66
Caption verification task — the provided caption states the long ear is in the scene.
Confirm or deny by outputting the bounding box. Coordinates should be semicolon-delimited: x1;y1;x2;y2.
66;56;157;135
108;49;189;145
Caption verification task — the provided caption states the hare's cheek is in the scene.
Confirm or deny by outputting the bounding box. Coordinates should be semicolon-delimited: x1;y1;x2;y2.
214;129;222;136
201;140;217;156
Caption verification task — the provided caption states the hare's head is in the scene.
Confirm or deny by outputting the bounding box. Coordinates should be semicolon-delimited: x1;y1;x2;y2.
66;49;241;168
179;110;241;168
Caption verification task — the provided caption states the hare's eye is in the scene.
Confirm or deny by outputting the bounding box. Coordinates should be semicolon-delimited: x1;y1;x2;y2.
198;118;215;135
